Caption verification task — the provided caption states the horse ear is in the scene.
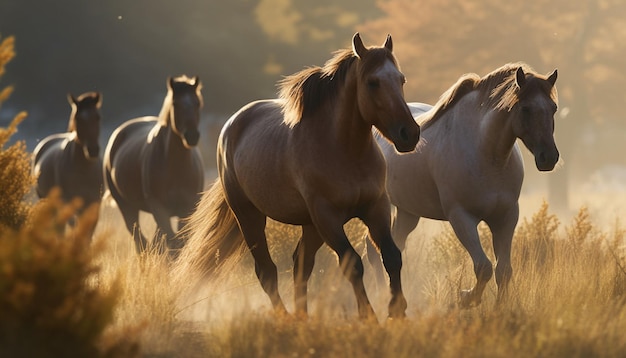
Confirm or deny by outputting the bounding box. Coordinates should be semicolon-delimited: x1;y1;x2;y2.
95;92;103;108
67;93;77;106
515;67;526;88
352;33;367;58
547;69;558;86
383;34;393;52
192;76;200;88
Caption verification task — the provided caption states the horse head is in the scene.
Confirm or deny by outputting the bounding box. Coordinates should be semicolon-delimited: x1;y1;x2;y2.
352;33;419;153
168;76;203;149
68;92;102;160
510;67;559;171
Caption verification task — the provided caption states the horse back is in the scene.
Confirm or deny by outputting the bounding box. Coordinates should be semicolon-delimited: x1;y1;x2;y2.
103;117;157;204
219;100;307;222
105;117;156;164
33;133;102;204
33;134;69;198
33;133;68;167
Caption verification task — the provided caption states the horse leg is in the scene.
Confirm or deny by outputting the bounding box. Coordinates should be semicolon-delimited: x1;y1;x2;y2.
120;205;147;253
310;200;377;321
292;224;324;317
448;209;492;308
366;207;419;287
487;204;518;305
106;172;148;253
225;189;286;314
148;201;177;255
361;198;408;320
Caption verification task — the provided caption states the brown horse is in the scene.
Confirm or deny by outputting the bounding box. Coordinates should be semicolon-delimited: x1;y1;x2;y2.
176;33;419;320
366;63;559;307
33;91;104;235
103;76;204;254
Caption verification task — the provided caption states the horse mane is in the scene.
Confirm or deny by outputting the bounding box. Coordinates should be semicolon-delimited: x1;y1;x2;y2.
419;62;558;130
158;75;202;126
67;92;100;132
278;46;396;127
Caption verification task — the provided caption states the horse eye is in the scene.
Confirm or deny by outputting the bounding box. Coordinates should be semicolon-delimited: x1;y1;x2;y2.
367;79;380;89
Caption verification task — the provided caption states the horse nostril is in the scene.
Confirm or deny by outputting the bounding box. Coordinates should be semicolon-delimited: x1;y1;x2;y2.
399;127;409;142
539;151;546;164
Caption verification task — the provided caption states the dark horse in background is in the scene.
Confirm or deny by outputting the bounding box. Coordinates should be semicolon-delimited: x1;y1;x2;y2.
104;75;204;255
366;63;559;308
33;91;104;236
176;33;419;321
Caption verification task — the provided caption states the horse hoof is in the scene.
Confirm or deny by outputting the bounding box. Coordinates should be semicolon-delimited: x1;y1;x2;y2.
459;289;481;308
385;315;407;327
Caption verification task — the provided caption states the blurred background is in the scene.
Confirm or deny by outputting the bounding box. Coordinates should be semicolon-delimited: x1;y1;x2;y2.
1;0;625;218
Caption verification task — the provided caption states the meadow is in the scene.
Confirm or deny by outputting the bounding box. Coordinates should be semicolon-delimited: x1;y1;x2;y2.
2;110;626;357
2;126;626;357
90;190;626;358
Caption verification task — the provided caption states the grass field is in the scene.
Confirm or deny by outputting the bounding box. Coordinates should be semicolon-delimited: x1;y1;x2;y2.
91;191;626;358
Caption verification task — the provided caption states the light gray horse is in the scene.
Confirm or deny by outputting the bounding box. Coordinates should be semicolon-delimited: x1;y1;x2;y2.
367;62;558;307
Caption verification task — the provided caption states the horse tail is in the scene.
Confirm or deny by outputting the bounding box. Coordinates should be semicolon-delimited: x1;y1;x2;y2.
173;178;246;286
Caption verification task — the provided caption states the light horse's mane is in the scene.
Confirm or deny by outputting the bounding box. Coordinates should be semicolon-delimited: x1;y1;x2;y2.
67;92;100;132
157;75;202;126
279;47;397;127
420;62;558;130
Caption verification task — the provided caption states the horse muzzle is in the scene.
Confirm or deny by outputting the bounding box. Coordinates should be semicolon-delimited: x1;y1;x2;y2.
535;147;559;171
392;123;420;153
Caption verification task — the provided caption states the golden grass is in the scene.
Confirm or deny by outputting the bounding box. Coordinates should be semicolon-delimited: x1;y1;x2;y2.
90;197;626;358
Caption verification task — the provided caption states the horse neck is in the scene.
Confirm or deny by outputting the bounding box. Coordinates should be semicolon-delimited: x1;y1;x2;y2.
157;93;172;127
156;96;186;153
330;78;374;156
158;122;191;159
477;106;518;167
64;133;89;165
151;115;193;164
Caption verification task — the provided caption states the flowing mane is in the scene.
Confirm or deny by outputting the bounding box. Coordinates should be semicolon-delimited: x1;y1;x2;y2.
278;47;396;127
419;62;558;129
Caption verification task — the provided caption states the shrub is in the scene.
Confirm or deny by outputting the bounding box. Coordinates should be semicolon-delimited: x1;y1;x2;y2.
0;190;139;357
0;36;32;231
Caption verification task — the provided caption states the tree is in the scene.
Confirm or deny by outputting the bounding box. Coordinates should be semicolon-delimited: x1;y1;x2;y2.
359;0;626;211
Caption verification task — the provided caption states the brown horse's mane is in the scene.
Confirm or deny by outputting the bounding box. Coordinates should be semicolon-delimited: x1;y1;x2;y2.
279;47;397;127
419;62;558;130
158;75;202;126
68;92;100;132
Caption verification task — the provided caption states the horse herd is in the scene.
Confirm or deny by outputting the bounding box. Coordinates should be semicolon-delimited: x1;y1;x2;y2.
31;33;559;320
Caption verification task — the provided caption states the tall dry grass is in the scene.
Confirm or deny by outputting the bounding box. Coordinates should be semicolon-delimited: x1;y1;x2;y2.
94;198;626;357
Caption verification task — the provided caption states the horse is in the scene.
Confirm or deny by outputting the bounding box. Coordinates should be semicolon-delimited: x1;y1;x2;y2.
366;62;559;308
33;91;104;236
103;75;204;255
175;33;420;320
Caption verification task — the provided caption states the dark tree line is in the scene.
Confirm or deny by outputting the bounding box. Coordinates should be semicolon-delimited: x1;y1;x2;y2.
0;0;380;148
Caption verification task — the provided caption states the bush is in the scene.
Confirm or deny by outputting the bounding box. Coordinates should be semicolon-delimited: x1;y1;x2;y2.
0;36;32;231
0;192;139;357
